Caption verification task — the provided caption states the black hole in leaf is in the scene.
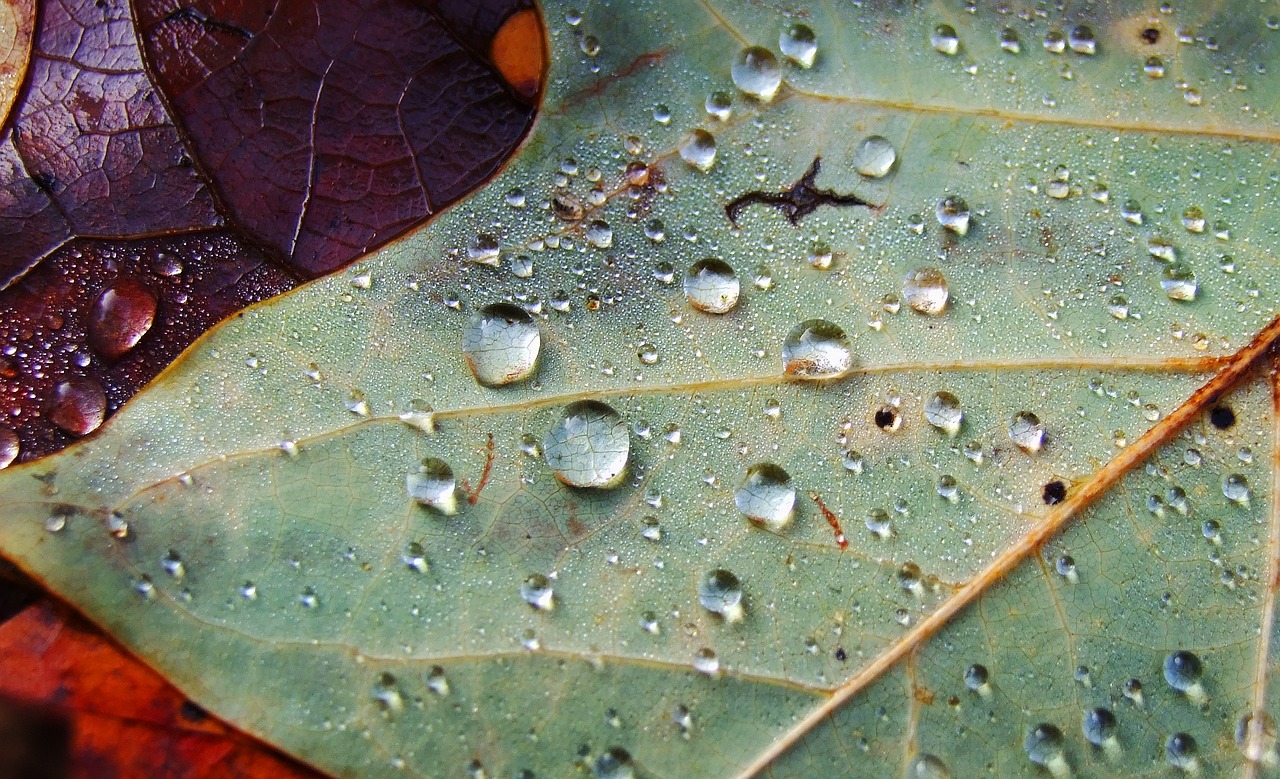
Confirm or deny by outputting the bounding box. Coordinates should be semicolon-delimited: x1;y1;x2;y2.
1141;27;1160;44
874;407;899;430
1209;405;1236;430
1043;480;1067;505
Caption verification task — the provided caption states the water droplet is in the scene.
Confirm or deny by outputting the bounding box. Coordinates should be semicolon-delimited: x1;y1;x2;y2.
372;672;404;715
679;129;717;171
521;573;555;610
0;426;17;469
699;569;745;623
406;457;458;515
735;463;796;531
782;319;853;379
853;135;897;178
923;391;963;436
467;234;501;266
906;754;951;779
544;401;630;488
48;377;106;437
693;647;720;676
1043;30;1066;54
808;241;833;270
640;610;660;634
1181;206;1206;233
874;405;901;431
684;258;739;314
1164;650;1206;703
936;475;959;502
903;268;949;315
1068;25;1097;54
504;188;526;208
1025;724;1070;777
963;440;984;464
1223;473;1250;507
779;23;817;68
460;304;541;387
401;541;428;572
87;279;156;362
1004;411;1045;454
1083;707;1118;748
932;24;959;55
1055;555;1078;583
1162;263;1198;302
161;549;184;579
1145;55;1166;78
298;586;319;608
1121;199;1144;224
705;90;732;120
585;220;613;248
1000;27;1021;53
841;449;864;474
426;665;450;696
1166;733;1199;772
1236;712;1277;764
731;46;782;101
936;196;970;235
965;663;991;696
1107;294;1130;319
865;508;893;539
593;747;635;779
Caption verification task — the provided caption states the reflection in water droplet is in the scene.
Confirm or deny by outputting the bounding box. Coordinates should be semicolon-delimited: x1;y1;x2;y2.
907;754;951;779
699;569;745;622
936;196;970;235
544;401;630;488
735;463;796;531
679;129;718;171
1043;30;1066;53
904;268;949;315
782;319;853;379
1025;724;1069;777
1161;263;1198;302
406;457;458;515
594;747;635;779
48;377;106;437
88;279;157;362
460;303;541;387
426;665;450;696
0;426;17;469
1009;412;1045;454
779;23;817;68
853;136;896;178
931;24;959;55
1145;56;1166;78
732;46;782;101
684;258;739;313
924;391;963;436
520;573;555;610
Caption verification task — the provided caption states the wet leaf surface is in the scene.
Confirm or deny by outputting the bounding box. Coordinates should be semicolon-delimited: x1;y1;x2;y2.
0;0;538;462
9;2;1280;778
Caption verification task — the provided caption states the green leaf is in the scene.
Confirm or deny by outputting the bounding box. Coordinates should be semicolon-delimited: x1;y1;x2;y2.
5;2;1280;777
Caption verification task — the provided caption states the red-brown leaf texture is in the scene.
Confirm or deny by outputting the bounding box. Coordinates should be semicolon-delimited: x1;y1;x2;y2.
0;0;541;465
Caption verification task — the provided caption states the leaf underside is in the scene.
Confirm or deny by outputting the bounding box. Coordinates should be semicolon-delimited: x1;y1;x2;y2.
6;2;1280;778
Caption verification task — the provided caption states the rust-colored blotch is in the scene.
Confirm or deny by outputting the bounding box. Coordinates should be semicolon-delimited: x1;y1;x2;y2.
491;8;546;103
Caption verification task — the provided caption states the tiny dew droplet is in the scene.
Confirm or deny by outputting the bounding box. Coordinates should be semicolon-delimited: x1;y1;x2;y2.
1024;724;1070;777
782;319;853;379
853;135;897;178
684;258;740;313
779;23;817;68
520;573;555;610
406;457;458;515
460;303;541;387
731;46;782;101
699;569;745;623
903;267;949;315
735;463;796;531
931;24;959;55
936;196;970;235
679;129;718;171
544;401;630;488
1009;411;1046;454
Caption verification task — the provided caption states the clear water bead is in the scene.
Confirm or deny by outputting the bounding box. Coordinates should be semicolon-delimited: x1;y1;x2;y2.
544;401;630;488
684;258;740;313
1009;411;1045;454
699;569;746;622
731;46;782;101
460;303;541;386
853;136;897;178
406;457;458;515
734;463;796;530
936;196;970;235
904;268;949;315
782;320;853;379
679;129;718;171
779;23;817;68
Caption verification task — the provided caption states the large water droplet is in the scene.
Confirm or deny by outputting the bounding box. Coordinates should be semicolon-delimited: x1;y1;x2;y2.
520;573;555;610
679;129;718;171
1082;707;1118;748
1164;650;1206;703
594;747;635;779
731;46;782;101
924;391;963;436
1223;473;1251;507
779;23;817;68
734;463;796;530
406;457;458;515
907;754;951;779
1161;263;1198;302
782;319;853;379
467;234;501;266
1166;733;1199;772
87;279;157;362
460;303;541;387
544;401;630;488
0;426;17;469
936;196;970;235
1024;724;1070;777
48;377;106;437
903;268;949;315
699;569;745;623
585;219;613;248
931;24;960;55
684;258;739;314
853;136;897;178
1009;411;1045;454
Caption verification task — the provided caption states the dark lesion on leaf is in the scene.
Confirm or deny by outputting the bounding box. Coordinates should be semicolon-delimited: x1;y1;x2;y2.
724;157;882;226
164;6;253;39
